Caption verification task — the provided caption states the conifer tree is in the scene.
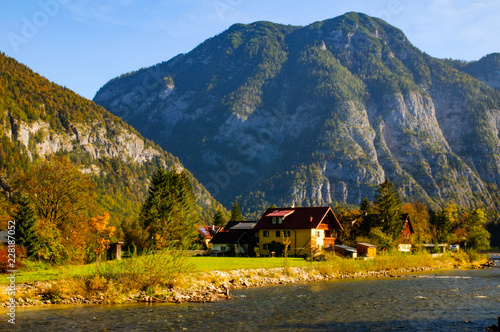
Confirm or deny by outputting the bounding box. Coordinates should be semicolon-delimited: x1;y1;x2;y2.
230;201;245;221
374;179;403;240
212;209;226;227
360;197;373;213
430;204;457;243
139;168;200;250
13;196;38;257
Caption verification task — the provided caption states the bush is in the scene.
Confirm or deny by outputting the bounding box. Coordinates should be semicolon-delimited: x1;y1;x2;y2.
95;249;193;291
0;245;26;273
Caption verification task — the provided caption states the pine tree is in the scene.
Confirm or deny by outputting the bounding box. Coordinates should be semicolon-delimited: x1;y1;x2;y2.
212;209;226;227
374;179;403;240
139;168;200;250
14;196;38;257
230;201;245;221
430;204;457;243
360;197;373;213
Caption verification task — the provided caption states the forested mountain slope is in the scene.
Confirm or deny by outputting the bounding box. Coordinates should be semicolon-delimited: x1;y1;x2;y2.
0;52;225;224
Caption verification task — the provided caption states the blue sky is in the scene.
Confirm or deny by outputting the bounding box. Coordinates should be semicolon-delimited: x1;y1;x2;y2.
1;0;499;100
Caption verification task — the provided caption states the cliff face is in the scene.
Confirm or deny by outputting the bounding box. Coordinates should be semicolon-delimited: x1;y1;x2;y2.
94;13;500;217
5;117;163;167
0;52;225;222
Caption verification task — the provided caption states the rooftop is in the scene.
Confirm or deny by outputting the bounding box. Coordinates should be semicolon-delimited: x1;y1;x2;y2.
266;210;294;218
255;206;343;230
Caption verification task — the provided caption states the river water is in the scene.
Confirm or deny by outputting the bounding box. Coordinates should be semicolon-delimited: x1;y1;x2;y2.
2;267;499;331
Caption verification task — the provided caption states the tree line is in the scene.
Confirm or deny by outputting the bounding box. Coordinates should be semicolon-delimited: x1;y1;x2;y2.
0;157;492;270
334;179;491;252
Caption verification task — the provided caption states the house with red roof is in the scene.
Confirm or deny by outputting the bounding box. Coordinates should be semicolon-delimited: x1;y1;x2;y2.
196;225;221;249
400;214;414;241
254;206;344;257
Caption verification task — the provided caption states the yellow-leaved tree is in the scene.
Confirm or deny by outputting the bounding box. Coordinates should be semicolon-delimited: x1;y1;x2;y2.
89;212;115;270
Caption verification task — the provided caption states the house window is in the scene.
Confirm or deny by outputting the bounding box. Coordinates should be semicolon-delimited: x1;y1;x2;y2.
272;217;276;224
315;231;321;238
278;217;283;224
263;231;269;237
221;246;226;251
276;230;280;237
263;243;269;250
284;230;290;237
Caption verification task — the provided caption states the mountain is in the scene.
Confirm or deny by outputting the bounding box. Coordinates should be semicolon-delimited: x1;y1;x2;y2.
445;53;500;90
0;51;226;224
94;12;500;218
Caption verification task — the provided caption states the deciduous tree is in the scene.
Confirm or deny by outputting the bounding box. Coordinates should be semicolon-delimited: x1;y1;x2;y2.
400;202;431;245
89;212;115;268
14;156;95;263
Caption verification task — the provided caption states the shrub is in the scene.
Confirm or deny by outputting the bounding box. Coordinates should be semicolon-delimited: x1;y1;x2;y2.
95;249;193;291
0;245;26;273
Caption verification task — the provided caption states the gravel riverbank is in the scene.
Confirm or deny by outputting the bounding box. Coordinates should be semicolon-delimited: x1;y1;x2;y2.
2;261;466;307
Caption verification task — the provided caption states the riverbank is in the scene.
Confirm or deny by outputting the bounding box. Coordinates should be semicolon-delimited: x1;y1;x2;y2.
1;251;492;308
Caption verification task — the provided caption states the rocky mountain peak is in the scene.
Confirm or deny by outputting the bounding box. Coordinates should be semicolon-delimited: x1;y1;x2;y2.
94;13;500;218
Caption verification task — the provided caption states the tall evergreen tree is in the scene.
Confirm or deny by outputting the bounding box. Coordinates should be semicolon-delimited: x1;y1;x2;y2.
430;204;457;243
230;201;245;221
374;179;403;240
212;209;226;227
360;197;373;213
13;196;38;257
139;168;200;250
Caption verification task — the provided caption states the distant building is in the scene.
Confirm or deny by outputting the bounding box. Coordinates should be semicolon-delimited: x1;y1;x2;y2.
0;230;7;246
359;213;415;251
423;244;448;253
196;225;222;249
400;214;414;241
107;241;124;260
209;221;257;256
334;244;357;258
357;243;377;257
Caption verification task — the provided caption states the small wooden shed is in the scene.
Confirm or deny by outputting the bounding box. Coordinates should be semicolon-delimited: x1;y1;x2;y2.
107;241;124;260
357;243;377;258
334;244;357;258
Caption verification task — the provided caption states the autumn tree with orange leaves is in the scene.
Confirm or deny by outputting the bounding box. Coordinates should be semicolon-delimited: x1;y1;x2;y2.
14;156;95;263
89;212;115;268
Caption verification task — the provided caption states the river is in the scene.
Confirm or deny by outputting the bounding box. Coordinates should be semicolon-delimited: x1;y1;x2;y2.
2;266;499;331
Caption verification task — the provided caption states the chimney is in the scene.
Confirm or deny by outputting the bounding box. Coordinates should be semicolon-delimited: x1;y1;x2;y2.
291;203;295;208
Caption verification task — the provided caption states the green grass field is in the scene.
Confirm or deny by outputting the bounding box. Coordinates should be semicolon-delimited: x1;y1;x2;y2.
0;256;311;284
187;256;309;271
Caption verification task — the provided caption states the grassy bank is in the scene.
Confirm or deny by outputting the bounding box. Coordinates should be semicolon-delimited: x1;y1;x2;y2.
0;256;310;284
0;250;489;307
